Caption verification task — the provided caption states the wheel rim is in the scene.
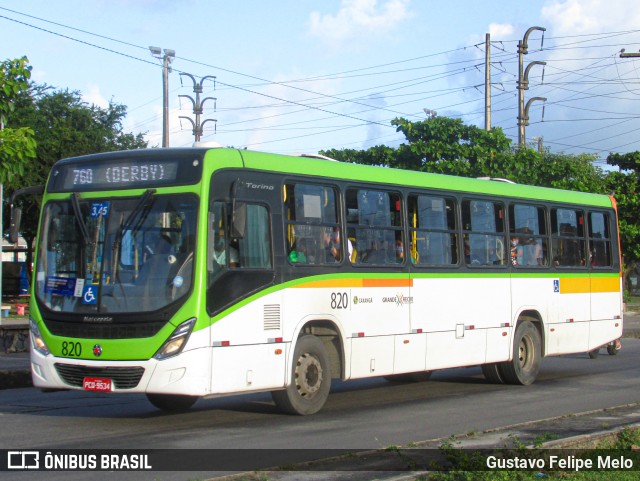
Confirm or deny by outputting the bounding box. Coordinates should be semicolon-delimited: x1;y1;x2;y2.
294;352;323;399
518;335;533;370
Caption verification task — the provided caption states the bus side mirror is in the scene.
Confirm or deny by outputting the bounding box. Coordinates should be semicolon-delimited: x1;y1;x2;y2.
231;202;247;239
9;207;22;244
8;184;45;243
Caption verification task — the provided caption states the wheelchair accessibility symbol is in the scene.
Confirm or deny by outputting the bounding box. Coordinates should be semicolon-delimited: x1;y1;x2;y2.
82;285;98;305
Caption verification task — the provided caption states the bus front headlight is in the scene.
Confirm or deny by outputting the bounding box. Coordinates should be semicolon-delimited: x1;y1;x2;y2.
153;318;196;360
30;319;50;356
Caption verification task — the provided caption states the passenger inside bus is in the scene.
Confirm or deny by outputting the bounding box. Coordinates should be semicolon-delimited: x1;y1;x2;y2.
213;226;239;269
324;227;342;262
289;239;308;264
395;238;405;263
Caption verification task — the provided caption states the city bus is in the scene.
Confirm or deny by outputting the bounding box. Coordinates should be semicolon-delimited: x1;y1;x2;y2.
9;147;623;415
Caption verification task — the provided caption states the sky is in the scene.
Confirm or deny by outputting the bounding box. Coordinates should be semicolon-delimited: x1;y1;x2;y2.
2;0;640;167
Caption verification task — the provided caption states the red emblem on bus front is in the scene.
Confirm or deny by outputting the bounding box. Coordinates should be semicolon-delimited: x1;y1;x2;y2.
93;344;102;357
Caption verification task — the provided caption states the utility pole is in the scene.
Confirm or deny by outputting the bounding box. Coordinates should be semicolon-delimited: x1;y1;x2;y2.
149;46;175;147
533;136;544;154
423;108;437;119
485;33;491;131
179;74;217;143
518;27;546;147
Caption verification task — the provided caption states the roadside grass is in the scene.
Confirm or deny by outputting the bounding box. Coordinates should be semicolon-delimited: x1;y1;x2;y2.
420;427;640;481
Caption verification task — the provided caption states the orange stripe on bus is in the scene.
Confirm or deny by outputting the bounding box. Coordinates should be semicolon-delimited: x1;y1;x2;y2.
559;277;590;294
560;277;620;294
294;278;412;288
590;277;620;293
363;278;412;287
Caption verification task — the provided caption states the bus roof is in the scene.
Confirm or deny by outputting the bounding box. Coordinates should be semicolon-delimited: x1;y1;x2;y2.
228;149;613;209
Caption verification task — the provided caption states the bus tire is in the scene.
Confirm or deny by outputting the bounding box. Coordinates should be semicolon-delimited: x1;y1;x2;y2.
271;335;331;415
481;363;505;384
607;343;620;356
588;348;600;359
146;393;199;412
384;371;432;383
499;320;541;385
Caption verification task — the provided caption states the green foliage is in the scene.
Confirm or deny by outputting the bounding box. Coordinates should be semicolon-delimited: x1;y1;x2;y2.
0;127;37;186
0;56;31;125
322;116;606;193
0;57;37;188
607;151;640;172
606;172;640;263
3;71;147;271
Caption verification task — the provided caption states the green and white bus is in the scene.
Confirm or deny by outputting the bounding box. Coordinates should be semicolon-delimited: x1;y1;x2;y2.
11;147;623;415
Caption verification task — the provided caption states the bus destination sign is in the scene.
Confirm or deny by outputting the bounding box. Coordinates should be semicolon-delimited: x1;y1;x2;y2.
56;160;180;191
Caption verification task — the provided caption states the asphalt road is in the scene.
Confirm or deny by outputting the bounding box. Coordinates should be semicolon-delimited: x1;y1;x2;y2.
1;336;640;481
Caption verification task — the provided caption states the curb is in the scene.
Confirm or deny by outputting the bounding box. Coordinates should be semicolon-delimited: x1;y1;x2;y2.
538;421;640;449
0;369;32;389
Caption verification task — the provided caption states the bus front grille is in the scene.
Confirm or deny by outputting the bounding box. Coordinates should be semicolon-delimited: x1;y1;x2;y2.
54;363;145;389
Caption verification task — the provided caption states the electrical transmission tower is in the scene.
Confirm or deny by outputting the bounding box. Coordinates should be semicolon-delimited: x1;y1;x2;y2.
179;74;217;143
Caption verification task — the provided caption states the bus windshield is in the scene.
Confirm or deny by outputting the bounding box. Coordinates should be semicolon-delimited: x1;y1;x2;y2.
35;193;197;315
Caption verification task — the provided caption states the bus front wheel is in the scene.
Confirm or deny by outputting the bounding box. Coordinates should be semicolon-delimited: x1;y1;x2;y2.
272;335;331;415
146;393;199;412
499;320;541;385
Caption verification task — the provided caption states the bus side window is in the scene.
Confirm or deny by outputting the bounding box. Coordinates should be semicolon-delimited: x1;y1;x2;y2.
462;199;505;267
346;188;402;265
551;208;585;267
284;182;341;266
509;204;547;267
588;211;612;267
409;194;457;266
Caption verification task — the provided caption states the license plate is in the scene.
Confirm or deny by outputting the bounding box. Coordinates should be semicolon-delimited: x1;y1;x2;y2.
83;377;113;392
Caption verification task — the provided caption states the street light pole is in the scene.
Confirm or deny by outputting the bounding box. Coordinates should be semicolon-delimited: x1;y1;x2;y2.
179;73;217;142
149;46;175;147
517;26;545;147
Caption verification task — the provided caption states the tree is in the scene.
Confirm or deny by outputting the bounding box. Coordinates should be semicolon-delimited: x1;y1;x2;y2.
606;153;640;290
5;84;148;272
0;57;37;188
322;116;605;192
323;117;511;177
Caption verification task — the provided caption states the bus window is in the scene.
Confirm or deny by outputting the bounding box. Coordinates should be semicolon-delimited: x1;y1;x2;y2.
284;183;341;264
551;208;586;267
589;212;612;267
209;202;271;274
409;195;457;266
238;204;272;268
346;188;402;265
509;204;547;267
462;199;506;267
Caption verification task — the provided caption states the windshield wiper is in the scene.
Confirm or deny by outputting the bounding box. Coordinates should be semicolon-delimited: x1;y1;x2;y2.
111;189;156;283
122;189;156;235
71;193;91;246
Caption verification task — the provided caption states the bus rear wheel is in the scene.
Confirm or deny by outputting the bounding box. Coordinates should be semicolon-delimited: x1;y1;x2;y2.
481;363;505;384
499;320;541;385
146;393;199;412
271;335;331;415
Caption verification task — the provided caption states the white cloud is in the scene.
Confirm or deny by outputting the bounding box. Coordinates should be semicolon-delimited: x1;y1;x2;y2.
309;0;412;47
541;0;640;34
488;23;515;39
83;84;109;109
